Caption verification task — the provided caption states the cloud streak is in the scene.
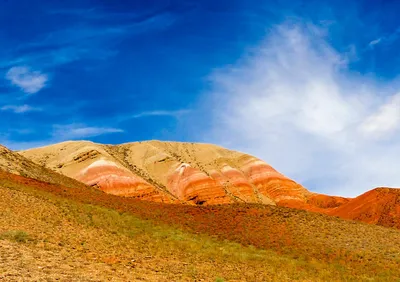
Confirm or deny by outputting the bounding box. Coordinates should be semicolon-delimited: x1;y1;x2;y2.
52;124;124;140
368;38;382;47
368;26;400;48
129;109;191;119
205;22;400;197
1;104;41;114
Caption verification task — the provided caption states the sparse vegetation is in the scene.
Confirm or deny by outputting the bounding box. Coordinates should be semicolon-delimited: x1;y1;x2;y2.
1;171;400;280
0;230;30;243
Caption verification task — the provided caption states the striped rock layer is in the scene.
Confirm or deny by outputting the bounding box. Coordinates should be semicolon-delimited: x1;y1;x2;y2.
76;159;172;202
19;141;335;207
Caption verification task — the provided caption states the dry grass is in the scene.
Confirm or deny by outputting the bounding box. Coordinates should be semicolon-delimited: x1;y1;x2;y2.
1;172;400;281
0;185;333;281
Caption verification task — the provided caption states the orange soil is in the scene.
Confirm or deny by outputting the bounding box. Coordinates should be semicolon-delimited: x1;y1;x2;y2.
277;187;400;230
326;188;400;229
278;194;351;213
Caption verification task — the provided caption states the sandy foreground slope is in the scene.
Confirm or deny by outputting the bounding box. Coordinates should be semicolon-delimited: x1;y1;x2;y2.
1;170;400;280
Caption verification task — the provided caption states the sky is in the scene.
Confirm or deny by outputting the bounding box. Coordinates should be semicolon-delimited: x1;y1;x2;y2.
1;0;400;197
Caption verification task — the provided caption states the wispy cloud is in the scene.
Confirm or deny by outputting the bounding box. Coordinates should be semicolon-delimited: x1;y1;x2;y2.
368;38;382;47
1;104;42;114
5;66;48;94
368;26;400;48
129;109;191;119
10;8;177;68
52;124;123;140
47;6;176;25
204;22;400;197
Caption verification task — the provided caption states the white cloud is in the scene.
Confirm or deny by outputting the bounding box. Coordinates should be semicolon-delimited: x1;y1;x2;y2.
1;104;41;114
5;66;48;94
359;94;400;138
52;124;123;140
131;109;190;118
203;22;400;197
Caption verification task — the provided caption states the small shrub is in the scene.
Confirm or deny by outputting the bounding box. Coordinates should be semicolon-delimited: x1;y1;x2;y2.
0;230;30;243
215;277;225;282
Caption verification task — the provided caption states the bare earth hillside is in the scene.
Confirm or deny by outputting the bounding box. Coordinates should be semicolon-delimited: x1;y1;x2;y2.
20;140;310;205
18;141;400;230
327;187;400;229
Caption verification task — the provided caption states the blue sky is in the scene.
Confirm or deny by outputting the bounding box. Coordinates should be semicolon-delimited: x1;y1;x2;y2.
2;0;400;196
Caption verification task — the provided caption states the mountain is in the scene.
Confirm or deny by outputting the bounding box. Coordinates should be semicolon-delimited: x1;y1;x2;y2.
20;140;317;206
0;144;86;189
17;140;400;230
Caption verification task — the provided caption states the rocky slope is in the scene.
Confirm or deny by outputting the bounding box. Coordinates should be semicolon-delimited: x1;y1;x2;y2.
19;140;312;205
0;144;86;189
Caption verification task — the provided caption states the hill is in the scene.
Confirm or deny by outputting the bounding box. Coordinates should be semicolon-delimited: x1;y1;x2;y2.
19;140;312;205
1;170;400;280
327;188;400;229
0;144;86;189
